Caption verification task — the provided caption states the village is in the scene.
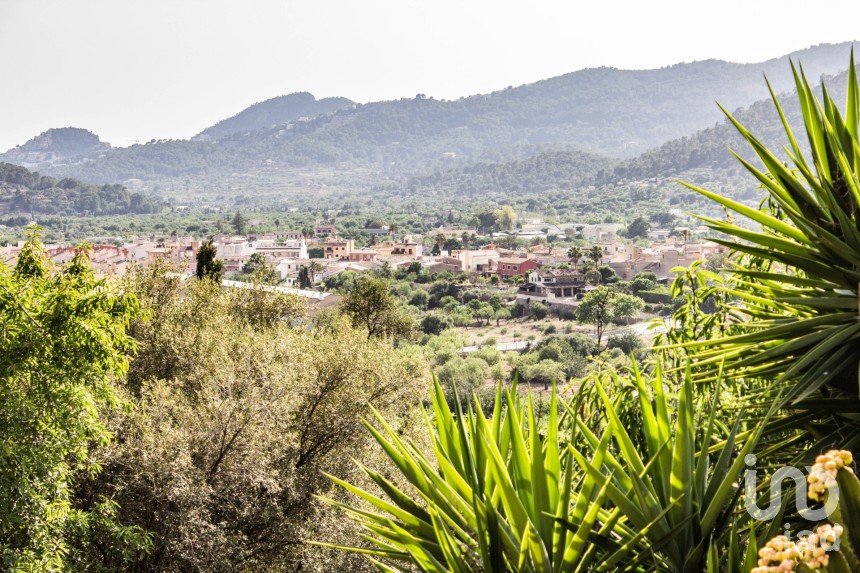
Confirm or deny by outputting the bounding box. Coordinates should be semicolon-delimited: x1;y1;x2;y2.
0;218;726;316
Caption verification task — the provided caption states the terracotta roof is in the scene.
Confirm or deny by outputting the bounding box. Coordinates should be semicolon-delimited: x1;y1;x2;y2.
498;257;532;265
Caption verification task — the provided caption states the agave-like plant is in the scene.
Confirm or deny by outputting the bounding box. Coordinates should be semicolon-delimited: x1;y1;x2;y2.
668;55;860;404
570;363;774;573
319;362;775;572
316;381;640;572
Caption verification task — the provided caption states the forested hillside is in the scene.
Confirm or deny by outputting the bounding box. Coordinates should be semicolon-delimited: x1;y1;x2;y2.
0;162;163;216
195;92;356;141
402;64;857;199
5;43;854;185
0;127;110;167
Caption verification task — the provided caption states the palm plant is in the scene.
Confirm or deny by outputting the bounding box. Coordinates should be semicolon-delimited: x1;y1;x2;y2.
567;246;583;269
667;55;860;405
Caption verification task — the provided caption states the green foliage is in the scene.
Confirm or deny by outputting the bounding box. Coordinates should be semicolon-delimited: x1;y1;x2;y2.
231;210;247;235
242;251;268;275
0;228;147;571
0;162;162;216
576;286;643;344
319;382;621;572
670;55;860;403
85;265;425;571
570;365;772;573
623;215;651;238
341;276;415;339
529;301;549;320
607;330;645;355
195;239;224;282
420;312;452;336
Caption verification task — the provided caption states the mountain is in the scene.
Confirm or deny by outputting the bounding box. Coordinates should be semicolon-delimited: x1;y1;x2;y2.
403;149;617;196
4;42;856;187
1;127;111;168
404;63;857;200
0;162;163;217
194;92;356;141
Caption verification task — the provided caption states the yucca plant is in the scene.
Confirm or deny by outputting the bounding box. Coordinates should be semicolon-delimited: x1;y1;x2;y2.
316;381;631;572
667;54;860;404
570;363;775;573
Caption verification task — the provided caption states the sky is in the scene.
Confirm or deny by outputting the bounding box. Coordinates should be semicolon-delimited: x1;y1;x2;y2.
1;0;859;151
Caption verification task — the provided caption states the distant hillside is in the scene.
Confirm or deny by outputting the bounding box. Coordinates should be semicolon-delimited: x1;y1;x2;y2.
405;64;856;198
0;162;163;217
195;92;356;141
1;127;110;167
5;42;856;186
402;149;617;196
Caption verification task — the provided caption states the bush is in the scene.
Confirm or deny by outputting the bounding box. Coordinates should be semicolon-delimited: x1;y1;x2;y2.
437;357;489;405
544;324;557;335
420;313;452;336
607;331;645;355
472;346;502;366
637;289;674;304
519;359;565;386
530;302;549;320
409;289;429;309
557;309;577;321
631;276;657;293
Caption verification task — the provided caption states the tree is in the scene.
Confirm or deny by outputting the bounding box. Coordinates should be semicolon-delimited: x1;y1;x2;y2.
0;230;148;570
623;216;651;238
575;285;614;344
612;293;644;323
495;205;517;231
242;252;267;275
475;303;494;326
409;289;429;309
608;331;645;355
91;274;423;571
567;246;583;268
493;307;512;326
530;301;549;320
587;245;603;265
297;266;312;289
676;55;860;402
584;268;602;285
421;313;451;335
597;264;619;284
631;275;657;293
231;211;247;235
476;211;498;233
195;239;224;282
340;276;414;339
307;261;324;284
461;231;472;249
274;218;281;232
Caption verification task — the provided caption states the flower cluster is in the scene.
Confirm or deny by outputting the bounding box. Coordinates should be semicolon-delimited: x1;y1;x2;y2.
751;524;843;573
808;450;854;502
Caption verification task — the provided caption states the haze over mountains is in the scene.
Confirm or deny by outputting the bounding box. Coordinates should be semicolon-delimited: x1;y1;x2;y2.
1;42;856;195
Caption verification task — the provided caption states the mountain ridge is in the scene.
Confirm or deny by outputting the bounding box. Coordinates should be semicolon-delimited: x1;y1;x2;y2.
3;42;856;188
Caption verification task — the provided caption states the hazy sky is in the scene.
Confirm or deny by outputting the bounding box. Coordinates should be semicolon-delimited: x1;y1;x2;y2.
2;0;859;151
